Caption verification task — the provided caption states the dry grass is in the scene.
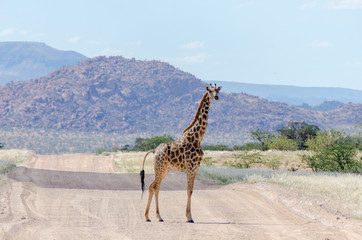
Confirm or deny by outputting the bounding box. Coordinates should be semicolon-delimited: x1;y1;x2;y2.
0;149;33;178
0;149;33;164
197;166;362;220
112;150;307;173
269;173;362;219
113;149;360;173
112;151;155;173
203;150;309;171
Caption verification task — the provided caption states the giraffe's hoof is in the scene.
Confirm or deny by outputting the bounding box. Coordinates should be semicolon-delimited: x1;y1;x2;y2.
187;219;194;223
159;219;164;222
146;219;151;222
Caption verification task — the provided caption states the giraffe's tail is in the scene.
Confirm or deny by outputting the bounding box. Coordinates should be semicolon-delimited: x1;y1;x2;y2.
140;150;155;198
140;169;145;198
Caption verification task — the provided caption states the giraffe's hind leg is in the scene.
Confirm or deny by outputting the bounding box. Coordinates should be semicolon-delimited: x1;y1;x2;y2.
154;183;163;222
145;180;155;222
154;167;170;222
144;155;170;222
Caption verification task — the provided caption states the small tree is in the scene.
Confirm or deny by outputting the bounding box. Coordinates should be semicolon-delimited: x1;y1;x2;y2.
278;121;320;150
0;142;4;149
120;144;130;152
250;129;274;151
224;151;262;168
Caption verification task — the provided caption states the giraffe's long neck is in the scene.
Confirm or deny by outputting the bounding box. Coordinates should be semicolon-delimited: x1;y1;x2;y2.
182;92;211;145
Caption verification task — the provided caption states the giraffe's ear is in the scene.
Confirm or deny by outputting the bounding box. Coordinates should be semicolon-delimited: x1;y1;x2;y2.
217;86;222;91
206;86;209;91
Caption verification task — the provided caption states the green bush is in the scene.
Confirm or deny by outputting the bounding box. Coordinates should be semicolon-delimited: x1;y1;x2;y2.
302;137;362;174
305;130;344;152
223;151;262;168
96;148;111;155
264;158;281;170
133;135;175;151
265;136;299;151
0;159;16;174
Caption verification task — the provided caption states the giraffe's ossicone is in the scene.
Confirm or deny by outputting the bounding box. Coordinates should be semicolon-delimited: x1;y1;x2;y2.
140;83;222;223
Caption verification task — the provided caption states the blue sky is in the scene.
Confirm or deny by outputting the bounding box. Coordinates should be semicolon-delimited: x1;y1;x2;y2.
1;0;362;90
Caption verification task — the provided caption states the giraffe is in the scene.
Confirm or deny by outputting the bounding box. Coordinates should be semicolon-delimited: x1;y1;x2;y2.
140;83;222;223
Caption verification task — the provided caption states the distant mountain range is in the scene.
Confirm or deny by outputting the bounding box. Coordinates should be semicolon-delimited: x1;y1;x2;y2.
213;81;362;106
0;41;86;85
1;41;361;107
0;56;361;147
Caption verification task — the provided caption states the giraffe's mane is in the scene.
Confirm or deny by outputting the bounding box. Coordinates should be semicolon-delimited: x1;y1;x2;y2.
183;92;208;134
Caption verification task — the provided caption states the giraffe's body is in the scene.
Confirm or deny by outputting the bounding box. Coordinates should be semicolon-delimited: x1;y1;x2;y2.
140;84;221;223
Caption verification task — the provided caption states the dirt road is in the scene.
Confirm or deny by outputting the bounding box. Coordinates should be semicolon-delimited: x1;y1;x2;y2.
1;154;361;240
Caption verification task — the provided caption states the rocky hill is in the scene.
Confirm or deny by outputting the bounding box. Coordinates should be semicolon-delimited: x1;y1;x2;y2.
0;56;361;143
0;41;86;85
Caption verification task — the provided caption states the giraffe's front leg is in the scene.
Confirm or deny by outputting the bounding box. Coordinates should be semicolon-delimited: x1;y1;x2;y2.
186;172;196;223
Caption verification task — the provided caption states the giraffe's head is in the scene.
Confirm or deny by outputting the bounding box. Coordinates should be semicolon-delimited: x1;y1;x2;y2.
206;83;222;101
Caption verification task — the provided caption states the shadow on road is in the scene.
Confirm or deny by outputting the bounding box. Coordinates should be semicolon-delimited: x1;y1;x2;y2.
7;167;209;191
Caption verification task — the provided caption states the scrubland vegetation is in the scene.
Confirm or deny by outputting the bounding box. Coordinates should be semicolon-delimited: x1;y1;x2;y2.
0;149;33;177
203;122;362;174
198;122;362;219
108;121;362;174
0;160;15;175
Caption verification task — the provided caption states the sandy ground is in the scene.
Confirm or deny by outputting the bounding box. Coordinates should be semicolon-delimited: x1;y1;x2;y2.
0;154;361;240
